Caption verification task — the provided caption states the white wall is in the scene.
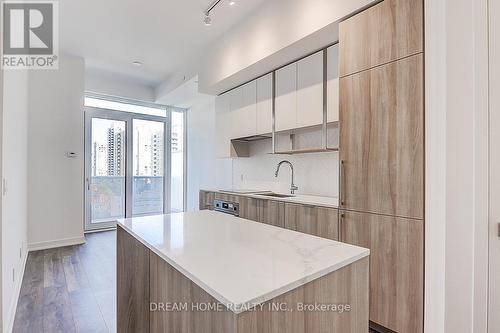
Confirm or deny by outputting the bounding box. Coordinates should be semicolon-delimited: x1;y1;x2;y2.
2;69;29;332
232;140;338;197
186;94;232;211
199;0;375;94
425;0;490;332
27;53;86;250
85;67;155;102
0;64;3;333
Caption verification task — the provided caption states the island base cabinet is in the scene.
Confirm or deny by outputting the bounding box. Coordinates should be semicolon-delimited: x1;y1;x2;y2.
149;251;368;333
118;224;369;333
340;211;424;333
150;253;236;333
237;257;369;333
117;226;151;333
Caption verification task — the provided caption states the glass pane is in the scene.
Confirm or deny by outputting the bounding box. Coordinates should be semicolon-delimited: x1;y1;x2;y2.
90;118;126;223
85;97;166;117
133;119;165;216
171;111;185;212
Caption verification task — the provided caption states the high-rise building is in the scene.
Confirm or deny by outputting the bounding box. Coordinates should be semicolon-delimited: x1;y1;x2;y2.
151;132;164;176
107;126;124;176
93;142;108;176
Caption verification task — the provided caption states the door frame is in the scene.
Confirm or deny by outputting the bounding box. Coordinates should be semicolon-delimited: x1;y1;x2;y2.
84;106;170;231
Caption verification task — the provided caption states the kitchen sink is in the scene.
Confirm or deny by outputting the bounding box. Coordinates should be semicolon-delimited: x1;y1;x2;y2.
256;193;295;198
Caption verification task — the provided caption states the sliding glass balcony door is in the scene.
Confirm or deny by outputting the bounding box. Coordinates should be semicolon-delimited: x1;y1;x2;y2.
84;106;170;231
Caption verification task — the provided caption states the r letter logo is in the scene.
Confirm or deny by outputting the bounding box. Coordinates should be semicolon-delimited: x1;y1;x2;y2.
1;1;59;69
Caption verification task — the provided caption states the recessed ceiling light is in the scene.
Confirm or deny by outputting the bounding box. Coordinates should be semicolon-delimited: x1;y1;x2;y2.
132;61;142;66
203;14;212;26
229;0;236;6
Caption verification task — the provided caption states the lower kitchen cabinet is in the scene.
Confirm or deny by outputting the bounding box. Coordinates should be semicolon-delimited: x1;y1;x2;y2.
284;203;339;241
199;190;215;210
238;196;260;221
340;210;424;333
257;199;285;227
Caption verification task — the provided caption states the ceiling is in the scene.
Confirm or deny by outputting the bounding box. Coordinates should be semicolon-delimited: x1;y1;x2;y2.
59;0;266;87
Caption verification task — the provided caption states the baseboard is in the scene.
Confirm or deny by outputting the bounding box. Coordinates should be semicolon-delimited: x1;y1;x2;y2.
4;248;29;333
28;236;86;252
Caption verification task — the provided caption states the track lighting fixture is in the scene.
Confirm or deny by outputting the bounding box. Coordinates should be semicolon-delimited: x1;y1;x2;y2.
203;0;237;26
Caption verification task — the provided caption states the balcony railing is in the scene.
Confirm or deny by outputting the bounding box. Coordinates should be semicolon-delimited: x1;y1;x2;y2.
90;176;164;222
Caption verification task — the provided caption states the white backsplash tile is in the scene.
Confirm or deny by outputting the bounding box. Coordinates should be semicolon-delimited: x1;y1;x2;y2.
232;139;339;197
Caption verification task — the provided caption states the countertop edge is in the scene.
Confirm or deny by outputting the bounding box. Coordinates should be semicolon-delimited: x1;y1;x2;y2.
117;221;369;314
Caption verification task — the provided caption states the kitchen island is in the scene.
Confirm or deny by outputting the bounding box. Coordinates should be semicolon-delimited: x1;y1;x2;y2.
117;210;369;333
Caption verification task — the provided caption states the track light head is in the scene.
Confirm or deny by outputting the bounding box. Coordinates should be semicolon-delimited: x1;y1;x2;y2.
203;14;212;26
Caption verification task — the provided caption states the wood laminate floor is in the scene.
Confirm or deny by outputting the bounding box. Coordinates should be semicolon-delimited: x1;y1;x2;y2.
13;229;379;333
13;230;116;333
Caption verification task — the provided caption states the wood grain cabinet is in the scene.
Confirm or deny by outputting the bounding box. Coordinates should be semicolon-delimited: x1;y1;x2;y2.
339;0;424;77
117;226;150;333
256;199;285;228
284;203;339;241
339;54;424;219
340;210;424;333
199;190;215;210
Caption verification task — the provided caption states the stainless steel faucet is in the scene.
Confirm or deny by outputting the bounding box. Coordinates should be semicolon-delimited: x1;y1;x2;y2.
275;160;299;194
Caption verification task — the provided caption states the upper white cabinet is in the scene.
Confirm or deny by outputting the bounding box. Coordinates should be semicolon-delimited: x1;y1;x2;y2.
231;81;257;139
327;45;339;123
215;92;232;158
275;50;325;132
256;73;273;134
297;51;324;128
275;62;297;132
215;45;340;157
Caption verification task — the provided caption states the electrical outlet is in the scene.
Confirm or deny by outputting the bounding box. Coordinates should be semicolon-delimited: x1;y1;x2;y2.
12;268;15;282
19;247;22;259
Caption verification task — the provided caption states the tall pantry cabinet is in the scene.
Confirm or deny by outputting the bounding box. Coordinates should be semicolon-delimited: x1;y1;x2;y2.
338;0;424;332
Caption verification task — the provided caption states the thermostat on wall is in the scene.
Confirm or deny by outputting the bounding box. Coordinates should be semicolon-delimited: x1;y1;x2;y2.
66;152;79;158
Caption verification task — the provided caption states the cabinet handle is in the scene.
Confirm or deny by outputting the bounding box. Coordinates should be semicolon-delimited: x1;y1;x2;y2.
339;211;345;242
340;160;346;207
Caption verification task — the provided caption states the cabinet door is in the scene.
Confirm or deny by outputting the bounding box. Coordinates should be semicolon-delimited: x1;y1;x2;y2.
340;211;423;333
275;63;297;132
117;226;150;333
284;203;338;241
339;54;424;219
256;73;273;135
199;191;215;210
327;45;339;123
339;0;423;76
232;81;257;139
215;93;232;158
297;51;324;128
238;196;260;221
257;199;285;227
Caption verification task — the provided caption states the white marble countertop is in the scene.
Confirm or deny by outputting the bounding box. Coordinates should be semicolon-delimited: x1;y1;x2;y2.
117;210;369;314
206;189;339;208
